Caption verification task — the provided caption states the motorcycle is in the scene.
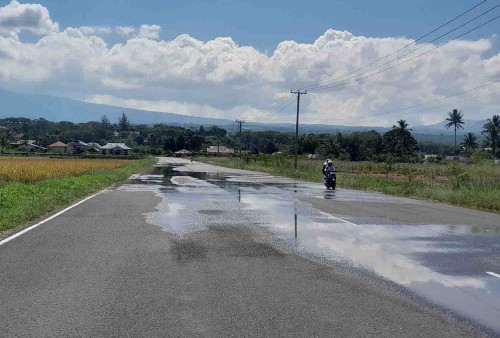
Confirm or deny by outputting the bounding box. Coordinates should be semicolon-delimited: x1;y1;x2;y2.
324;168;336;190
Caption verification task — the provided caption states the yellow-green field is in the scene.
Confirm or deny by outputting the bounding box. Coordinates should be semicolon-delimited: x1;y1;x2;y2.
0;157;130;184
0;157;155;233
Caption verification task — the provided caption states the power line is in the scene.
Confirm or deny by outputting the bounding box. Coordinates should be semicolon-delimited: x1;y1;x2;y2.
309;10;500;92
233;2;498;131
302;0;490;91
240;96;290;122
251;100;296;123
324;80;499;121
309;14;500;93
245;97;296;123
399;87;500;120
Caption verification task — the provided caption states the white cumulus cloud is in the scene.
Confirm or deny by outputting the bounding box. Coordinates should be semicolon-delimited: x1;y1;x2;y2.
115;25;135;37
0;0;58;38
78;26;112;36
136;24;161;40
115;24;160;40
0;2;498;126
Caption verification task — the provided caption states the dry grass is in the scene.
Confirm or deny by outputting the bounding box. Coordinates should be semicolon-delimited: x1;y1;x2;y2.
0;157;130;183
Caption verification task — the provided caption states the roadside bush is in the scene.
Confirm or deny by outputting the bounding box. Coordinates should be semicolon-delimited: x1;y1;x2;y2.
470;151;492;164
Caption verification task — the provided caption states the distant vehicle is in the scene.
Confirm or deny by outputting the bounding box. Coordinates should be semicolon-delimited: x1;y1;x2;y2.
324;168;336;190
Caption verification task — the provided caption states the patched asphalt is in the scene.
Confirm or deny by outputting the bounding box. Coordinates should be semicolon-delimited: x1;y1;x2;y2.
0;157;498;337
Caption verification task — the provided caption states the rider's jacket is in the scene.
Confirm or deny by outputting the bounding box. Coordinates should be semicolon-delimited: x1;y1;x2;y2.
322;163;335;175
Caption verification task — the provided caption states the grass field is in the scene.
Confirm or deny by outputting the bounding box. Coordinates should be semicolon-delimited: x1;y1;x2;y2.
0;157;156;233
0;157;131;184
198;155;500;213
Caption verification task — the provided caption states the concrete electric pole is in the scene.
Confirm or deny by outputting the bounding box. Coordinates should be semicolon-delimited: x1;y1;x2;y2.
290;90;306;169
235;120;245;157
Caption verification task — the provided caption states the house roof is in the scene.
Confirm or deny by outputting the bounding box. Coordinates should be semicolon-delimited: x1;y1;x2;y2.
207;146;234;153
48;141;68;147
87;142;102;150
102;143;131;150
175;149;192;154
68;140;89;147
13;142;46;150
10;140;36;145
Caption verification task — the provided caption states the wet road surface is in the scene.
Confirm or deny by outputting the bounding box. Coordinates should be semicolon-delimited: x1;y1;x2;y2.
1;157;499;337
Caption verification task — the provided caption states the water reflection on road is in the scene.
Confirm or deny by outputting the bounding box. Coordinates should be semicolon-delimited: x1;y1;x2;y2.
121;159;500;333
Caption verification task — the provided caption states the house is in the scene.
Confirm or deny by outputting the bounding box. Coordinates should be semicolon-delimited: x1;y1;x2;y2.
445;155;466;162
101;143;131;155
424;154;439;162
206;146;234;155
175;149;192;156
68;140;89;154
48;141;68;154
87;142;102;153
10;140;46;153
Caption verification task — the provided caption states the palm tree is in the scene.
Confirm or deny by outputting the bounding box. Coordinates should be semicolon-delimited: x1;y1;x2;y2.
462;132;477;155
483;115;500;159
394;120;411;132
445;109;465;154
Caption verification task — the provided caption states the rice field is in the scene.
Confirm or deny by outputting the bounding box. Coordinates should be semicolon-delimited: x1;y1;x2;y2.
0;157;131;184
0;157;156;233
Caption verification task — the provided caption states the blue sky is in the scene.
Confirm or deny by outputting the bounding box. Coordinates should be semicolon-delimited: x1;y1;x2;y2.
0;0;498;125
21;0;500;51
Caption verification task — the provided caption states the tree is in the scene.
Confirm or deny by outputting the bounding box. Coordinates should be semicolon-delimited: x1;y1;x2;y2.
383;120;418;161
0;128;11;154
264;140;278;154
100;115;110;126
462;132;477;156
119;112;130;131
163;137;176;151
206;126;226;138
444;109;465;154
482;114;500;159
135;134;144;146
395;120;411;132
176;135;186;151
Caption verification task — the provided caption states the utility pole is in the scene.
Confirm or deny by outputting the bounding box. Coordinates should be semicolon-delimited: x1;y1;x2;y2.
235;120;245;157
291;89;307;169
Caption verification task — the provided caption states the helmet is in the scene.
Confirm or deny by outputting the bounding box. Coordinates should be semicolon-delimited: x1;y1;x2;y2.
327;160;333;165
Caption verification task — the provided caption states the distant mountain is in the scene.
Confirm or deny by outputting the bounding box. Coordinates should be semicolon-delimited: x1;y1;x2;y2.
0;88;234;126
413;119;486;136
244;122;388;134
0;88;488;143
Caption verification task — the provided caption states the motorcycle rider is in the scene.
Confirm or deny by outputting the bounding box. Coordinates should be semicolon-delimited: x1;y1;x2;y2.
322;159;336;177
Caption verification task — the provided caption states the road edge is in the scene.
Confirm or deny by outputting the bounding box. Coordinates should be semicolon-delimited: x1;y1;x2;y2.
0;190;106;247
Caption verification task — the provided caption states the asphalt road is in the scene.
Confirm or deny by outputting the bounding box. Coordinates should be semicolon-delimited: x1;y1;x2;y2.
1;157;499;337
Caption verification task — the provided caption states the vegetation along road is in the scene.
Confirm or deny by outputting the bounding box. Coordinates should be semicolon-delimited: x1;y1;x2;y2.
1;157;499;336
199;155;500;212
0;157;156;235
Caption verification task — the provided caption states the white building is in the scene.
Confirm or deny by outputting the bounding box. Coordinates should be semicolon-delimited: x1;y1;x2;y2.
102;143;132;155
206;146;234;155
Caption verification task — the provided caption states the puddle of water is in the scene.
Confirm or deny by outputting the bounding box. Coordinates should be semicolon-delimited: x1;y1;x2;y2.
127;158;500;333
